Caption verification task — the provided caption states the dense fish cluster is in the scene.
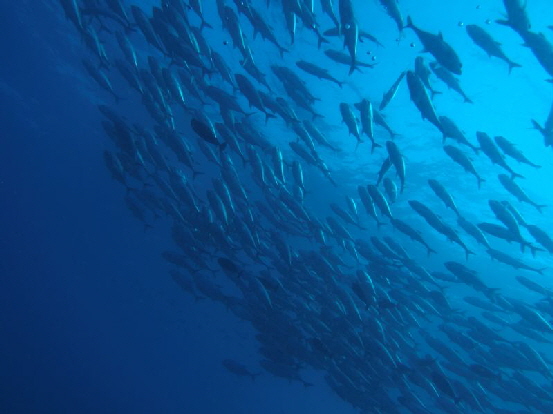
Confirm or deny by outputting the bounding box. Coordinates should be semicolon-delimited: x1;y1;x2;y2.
59;0;553;412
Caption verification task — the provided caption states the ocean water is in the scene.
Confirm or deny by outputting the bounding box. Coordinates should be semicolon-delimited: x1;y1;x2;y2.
2;0;553;413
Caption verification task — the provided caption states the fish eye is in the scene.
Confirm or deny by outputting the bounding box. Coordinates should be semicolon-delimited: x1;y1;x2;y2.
485;19;491;25
223;40;228;45
372;56;377;61
410;42;415;47
345;24;350;30
458;21;464;27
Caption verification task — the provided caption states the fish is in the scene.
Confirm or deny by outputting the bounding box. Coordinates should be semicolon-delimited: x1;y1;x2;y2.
526;224;553;253
531;100;553;147
378;0;403;34
415;56;441;98
339;103;361;145
438;116;478;152
406;16;463;74
429;62;472;104
476;132;523;179
358;185;385;228
190;118;226;150
367;184;393;220
518;30;553;81
494;136;540;168
235;74;276;122
321;0;339;27
383;178;397;203
498;174;545;213
376;157;392;185
385;141;405;193
390;218;436;255
466;24;521;73
324;49;376;71
496;0;531;34
406;71;442;132
428;179;459;216
443;145;485;188
296;60;343;87
457;216;490;249
222;359;260;381
354;99;381;152
380;71;406;111
487;248;545;274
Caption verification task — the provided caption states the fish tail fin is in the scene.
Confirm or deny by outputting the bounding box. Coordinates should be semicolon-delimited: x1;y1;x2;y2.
511;171;524;180
464;96;474;104
536;204;547;213
376;221;386;230
406;16;413;29
317;33;329;49
251;373;261;381
428;247;437;256
192;170;204;180
431;89;442;99
538;268;546;275
219;142;228;153
200;19;213;31
371;141;382;154
278;46;288;58
465;249;475;261
302;380;314;388
349;62;356;76
530;162;541;169
265;113;277;123
508;61;522;74
530;119;544;132
477;176;485;189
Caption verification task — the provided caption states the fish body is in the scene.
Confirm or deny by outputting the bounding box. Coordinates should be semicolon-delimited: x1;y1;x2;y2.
296;60;342;87
406;16;462;74
339;103;361;144
378;0;403;33
466;24;521;72
358;186;385;227
457;216;490;249
429;62;472;104
497;0;531;34
526;225;553;253
383;178;397;203
428;179;459;216
367;184;393;219
494;136;540;168
487;248;544;274
477;132;522;179
354;99;381;151
415;56;440;98
390;218;436;255
380;71;406;111
498;174;545;212
443;145;484;188
386;141;405;192
406;71;442;132
518;30;553;80
191;118;225;150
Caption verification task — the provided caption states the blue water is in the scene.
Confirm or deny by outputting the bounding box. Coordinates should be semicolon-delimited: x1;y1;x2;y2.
2;0;553;413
